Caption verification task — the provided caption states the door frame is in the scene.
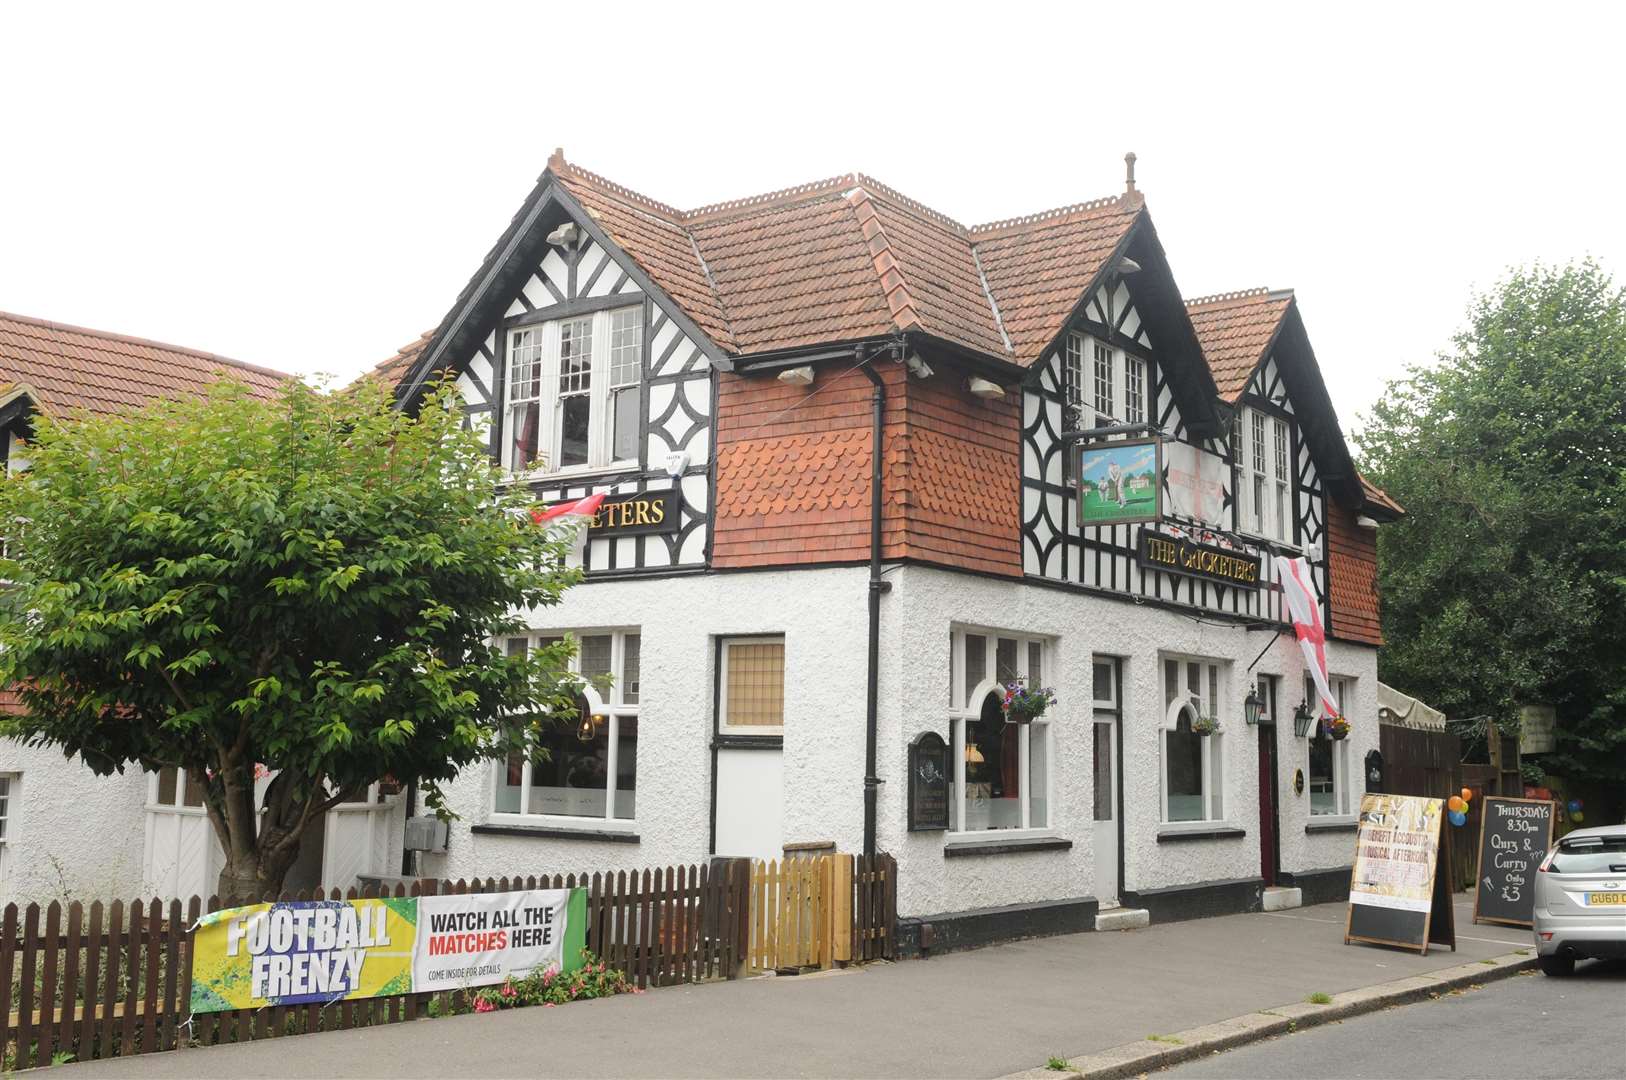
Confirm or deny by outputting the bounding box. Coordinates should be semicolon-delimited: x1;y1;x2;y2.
708;637;786;856
1257;674;1282;887
1091;656;1126;904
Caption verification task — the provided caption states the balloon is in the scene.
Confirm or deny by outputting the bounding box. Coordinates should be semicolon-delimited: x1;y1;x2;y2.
1448;809;1467;826
1447;796;1466;813
1573;799;1583;811
1460;787;1473;803
1567;799;1581;813
1571;810;1584;823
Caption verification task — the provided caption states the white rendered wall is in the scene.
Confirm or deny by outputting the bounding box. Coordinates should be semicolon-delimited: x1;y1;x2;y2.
0;740;149;904
424;567;872;882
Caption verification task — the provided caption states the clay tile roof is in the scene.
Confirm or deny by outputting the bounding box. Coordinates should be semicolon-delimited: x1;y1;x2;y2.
0;310;289;418
969;195;1144;362
391;153;1157;395
1184;288;1295;400
361;329;436;389
1359;473;1405;516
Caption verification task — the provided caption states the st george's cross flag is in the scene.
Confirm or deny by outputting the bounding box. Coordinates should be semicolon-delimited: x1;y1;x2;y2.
529;492;607;526
1275;554;1340;716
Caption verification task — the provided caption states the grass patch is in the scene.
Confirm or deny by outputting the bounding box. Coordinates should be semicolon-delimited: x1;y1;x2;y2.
1479;958;1497;965
1515;949;1530;955
1147;1034;1184;1045
1046;1057;1071;1071
1306;991;1332;1005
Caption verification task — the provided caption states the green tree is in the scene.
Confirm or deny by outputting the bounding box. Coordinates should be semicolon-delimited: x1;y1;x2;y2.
0;377;585;897
1358;260;1626;795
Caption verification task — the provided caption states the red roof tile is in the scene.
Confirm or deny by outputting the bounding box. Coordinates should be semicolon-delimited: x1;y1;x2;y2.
0;310;289;418
1184;288;1294;401
1359;473;1405;516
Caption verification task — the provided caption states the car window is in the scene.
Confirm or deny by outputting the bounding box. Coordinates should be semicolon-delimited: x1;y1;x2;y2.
1550;837;1626;875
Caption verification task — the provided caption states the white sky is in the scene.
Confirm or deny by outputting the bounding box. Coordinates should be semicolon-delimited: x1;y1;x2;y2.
1;2;1619;435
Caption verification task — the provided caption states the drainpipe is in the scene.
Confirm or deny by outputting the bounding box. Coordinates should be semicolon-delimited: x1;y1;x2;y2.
858;346;895;858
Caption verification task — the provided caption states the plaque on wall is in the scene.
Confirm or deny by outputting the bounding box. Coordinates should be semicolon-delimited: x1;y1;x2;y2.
1136;529;1262;590
544;489;681;537
908;731;950;832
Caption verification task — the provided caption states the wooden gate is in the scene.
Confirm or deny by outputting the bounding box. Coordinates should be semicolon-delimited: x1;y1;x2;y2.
746;854;895;973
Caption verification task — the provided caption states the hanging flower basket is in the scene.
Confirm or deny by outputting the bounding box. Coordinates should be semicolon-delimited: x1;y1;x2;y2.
1322;715;1350;741
1191;713;1223;737
1001;681;1056;724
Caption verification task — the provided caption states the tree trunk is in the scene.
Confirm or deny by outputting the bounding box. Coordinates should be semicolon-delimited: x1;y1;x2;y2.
216;836;306;903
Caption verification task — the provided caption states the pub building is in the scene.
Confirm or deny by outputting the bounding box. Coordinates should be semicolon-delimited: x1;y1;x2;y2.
369;150;1404;945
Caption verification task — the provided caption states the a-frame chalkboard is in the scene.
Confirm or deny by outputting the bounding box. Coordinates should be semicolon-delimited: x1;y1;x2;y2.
1472;797;1556;928
1344;793;1458;955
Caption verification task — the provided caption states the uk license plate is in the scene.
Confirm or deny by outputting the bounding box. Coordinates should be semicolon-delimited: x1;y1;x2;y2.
1587;892;1625;905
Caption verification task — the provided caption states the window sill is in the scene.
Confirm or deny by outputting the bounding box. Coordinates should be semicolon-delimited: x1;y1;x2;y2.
501;463;642;487
713;733;784;750
1305;816;1358;833
1156;824;1247;843
472;823;640;844
943;835;1072;858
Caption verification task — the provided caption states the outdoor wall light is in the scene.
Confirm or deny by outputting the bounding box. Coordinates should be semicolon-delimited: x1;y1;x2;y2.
545;221;580;249
1117;256;1143;274
968;377;1005;400
1243;688;1264;726
1292;701;1315;739
777;365;815;386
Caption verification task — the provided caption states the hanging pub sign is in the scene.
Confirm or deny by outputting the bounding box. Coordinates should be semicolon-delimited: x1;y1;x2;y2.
1075;437;1161;527
1344;793;1457;955
549;489;680;537
908;731;950;831
1136;529;1262;590
1472;796;1556;928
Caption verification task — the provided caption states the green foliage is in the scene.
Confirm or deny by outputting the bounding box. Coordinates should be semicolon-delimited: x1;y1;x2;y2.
1045;1056;1071;1071
468;950;638;1014
1306;991;1332;1005
1358;260;1626;791
0;376;587;892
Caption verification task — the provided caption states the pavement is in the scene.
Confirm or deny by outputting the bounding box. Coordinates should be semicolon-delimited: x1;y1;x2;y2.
57;894;1537;1079
1161;959;1626;1079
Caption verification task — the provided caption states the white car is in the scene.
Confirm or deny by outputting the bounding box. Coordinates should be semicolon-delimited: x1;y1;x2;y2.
1532;824;1626;975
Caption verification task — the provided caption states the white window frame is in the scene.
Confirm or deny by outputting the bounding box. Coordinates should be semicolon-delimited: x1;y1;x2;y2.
1234;405;1296;546
503;304;644;478
718;635;787;736
0;773;15;884
1158;654;1230;829
1069;331;1149;429
491;629;640;831
947;627;1054;838
1306;674;1354;819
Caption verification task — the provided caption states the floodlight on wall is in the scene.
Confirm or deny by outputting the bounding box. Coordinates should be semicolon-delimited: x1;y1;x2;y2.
968;377;1005;400
664;450;690;477
1356;515;1380;529
777;366;815;386
1117;256;1143;274
905;354;934;379
546;221;581;249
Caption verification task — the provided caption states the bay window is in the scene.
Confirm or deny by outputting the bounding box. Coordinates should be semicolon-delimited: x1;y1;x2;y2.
949;628;1051;833
1234;405;1294;544
1161;655;1227;824
1306;674;1353;817
495;630;640;825
504;304;645;475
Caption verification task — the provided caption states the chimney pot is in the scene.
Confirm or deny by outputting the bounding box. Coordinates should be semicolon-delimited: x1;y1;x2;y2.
1124;151;1137;194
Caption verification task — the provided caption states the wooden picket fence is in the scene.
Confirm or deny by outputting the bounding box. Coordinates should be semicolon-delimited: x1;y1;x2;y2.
0;854;896;1068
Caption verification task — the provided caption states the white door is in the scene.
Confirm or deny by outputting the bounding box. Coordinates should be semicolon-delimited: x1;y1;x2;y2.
322;785;393;891
714;748;783;860
1092;658;1121;905
143;767;222;900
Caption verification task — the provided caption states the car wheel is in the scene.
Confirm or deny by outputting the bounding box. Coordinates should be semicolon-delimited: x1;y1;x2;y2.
1538;953;1575;977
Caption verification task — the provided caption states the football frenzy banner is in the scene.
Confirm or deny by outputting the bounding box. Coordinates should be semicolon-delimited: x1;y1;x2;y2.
189;889;586;1013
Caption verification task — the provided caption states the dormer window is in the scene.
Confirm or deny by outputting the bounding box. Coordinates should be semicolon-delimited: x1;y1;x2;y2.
1233;405;1293;544
504;305;645;475
1063;332;1147;431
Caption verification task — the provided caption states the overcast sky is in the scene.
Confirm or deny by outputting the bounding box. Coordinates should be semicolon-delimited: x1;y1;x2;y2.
2;2;1619;436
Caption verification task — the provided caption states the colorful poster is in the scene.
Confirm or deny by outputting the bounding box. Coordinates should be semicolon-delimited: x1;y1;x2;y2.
414;889;587;993
189;897;417;1013
189;889;587;1014
1349;793;1444;913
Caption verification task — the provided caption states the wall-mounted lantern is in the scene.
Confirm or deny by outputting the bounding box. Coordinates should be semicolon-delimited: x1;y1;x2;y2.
1292;701;1315;739
1243;688;1265;726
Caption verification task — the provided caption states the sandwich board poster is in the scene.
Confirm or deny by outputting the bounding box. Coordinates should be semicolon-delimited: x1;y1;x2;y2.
1344;793;1457;955
1472;796;1556;928
189;889;586;1013
1075;437;1161;526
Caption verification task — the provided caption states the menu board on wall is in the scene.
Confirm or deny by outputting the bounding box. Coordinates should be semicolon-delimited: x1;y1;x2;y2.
1472;797;1556;928
1344;793;1457;955
907;731;950;831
